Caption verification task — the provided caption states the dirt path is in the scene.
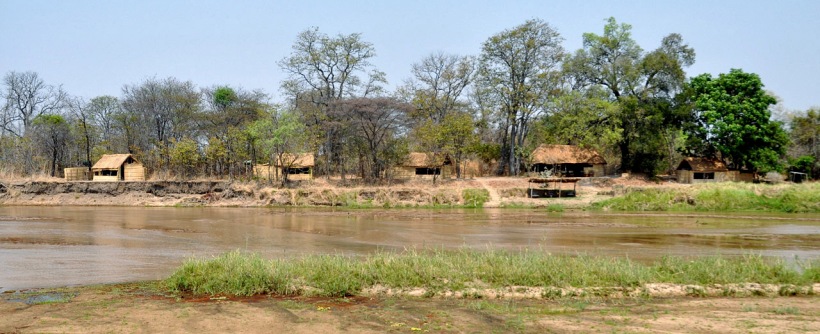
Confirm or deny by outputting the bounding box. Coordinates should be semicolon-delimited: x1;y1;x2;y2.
1;285;818;333
475;177;502;207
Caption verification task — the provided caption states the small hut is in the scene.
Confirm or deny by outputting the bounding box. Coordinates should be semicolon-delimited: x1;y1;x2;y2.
91;154;145;181
254;153;315;181
676;157;737;183
530;145;607;177
392;152;452;179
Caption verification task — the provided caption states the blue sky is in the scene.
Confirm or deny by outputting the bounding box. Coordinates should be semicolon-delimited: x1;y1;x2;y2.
1;0;818;111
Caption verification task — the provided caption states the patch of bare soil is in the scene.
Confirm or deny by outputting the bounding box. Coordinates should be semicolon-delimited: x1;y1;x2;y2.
1;285;817;333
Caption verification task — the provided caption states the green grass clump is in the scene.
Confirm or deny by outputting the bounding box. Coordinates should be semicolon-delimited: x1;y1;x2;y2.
165;249;819;297
592;183;820;213
166;250;277;296
462;189;490;208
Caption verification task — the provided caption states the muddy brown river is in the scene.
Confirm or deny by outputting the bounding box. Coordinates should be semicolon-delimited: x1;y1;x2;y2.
1;206;818;292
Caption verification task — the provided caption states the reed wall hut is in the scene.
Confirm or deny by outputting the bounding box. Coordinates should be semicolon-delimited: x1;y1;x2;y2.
676;157;739;183
392;152;453;179
91;154;145;181
254;153;314;181
530;145;607;177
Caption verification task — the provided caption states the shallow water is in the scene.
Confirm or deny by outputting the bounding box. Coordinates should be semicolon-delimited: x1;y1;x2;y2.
1;206;818;292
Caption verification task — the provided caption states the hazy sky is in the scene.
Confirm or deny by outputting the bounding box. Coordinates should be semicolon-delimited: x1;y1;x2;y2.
2;0;818;111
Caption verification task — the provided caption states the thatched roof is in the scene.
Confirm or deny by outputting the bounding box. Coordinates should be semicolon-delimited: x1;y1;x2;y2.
677;157;728;172
401;152;452;167
256;153;314;168
531;145;607;165
91;154;139;170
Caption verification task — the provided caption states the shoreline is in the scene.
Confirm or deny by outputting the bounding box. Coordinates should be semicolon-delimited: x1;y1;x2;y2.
1;177;818;213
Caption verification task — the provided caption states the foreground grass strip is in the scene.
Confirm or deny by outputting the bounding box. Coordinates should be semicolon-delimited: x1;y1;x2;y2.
592;183;820;213
166;250;819;297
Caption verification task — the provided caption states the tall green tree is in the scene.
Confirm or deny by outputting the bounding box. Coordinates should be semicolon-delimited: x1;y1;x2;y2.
564;17;695;174
475;19;565;176
202;86;265;178
249;107;309;185
685;69;789;172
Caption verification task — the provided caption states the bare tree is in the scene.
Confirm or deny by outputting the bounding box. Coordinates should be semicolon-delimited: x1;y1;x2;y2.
401;53;475;124
86;96;121;152
279;27;385;177
475;19;565;176
2;71;66;137
120;77;200;170
331;97;410;181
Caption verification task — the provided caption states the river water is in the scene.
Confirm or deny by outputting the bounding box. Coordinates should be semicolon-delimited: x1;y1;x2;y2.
1;206;818;292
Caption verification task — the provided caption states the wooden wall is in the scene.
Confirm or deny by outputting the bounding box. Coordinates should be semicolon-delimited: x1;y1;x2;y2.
64;168;91;181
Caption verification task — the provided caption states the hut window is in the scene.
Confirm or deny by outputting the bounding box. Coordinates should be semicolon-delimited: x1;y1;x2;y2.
100;170;118;176
415;167;440;175
694;172;714;179
286;167;311;174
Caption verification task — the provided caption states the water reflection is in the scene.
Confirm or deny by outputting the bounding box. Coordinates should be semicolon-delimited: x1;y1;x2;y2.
0;206;818;291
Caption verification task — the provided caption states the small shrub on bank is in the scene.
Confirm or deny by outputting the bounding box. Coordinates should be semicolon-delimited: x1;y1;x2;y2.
165;249;819;297
462;189;490;208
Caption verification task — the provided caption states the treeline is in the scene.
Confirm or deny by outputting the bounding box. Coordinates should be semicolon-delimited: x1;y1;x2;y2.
1;17;818;182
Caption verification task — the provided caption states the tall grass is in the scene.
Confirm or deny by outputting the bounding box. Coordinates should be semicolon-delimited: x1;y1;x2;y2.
592;183;820;213
166;249;819;297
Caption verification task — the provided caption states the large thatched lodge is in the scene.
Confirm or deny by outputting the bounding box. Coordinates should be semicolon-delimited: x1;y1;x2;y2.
529;144;607;177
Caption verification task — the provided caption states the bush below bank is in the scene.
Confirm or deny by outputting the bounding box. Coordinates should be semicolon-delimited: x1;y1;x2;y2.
592;183;820;213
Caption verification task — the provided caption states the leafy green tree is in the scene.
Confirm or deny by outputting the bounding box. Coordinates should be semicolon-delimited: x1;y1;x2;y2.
564;17;695;174
475;19;565;176
685;69;789;172
249;107;309;185
202;86;265;178
530;89;622;168
169;137;202;178
789;108;819;177
415;112;480;180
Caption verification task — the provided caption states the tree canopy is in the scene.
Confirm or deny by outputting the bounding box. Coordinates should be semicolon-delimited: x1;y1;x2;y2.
685;69;789;172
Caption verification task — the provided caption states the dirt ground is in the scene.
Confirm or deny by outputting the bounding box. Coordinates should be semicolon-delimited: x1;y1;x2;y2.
1;284;818;334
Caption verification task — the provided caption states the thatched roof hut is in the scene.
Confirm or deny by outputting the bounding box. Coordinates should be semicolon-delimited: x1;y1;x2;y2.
676;157;728;172
391;152;453;179
530;145;607;177
676;157;739;183
275;153;315;168
91;154;145;181
254;152;315;181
